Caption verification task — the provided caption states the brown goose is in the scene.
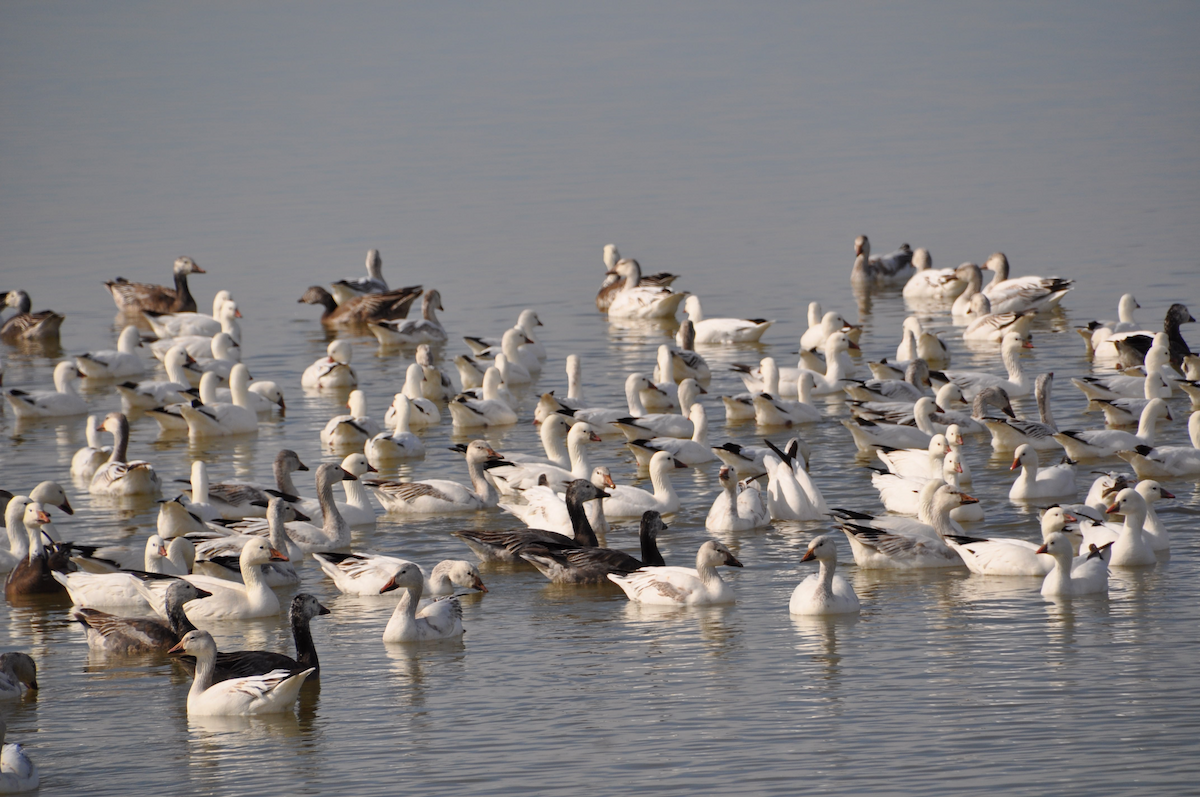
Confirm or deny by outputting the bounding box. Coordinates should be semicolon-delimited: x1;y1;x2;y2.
104;256;205;314
595;244;678;312
298;285;423;325
4;502;73;600
0;291;65;342
71;580;211;654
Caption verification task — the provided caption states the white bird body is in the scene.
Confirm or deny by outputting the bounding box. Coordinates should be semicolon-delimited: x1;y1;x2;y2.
380;563;464;643
944;506;1079;576
181;364;258;437
608;540;742;605
1053;398;1171;460
366;394;427;464
602;451;686;517
683;295;772;343
1117;411;1200;479
75;325;145;380
1037;533;1110;598
70;415;113;481
605;258;689;319
764;453;828;521
301;339;357;388
90;413;161;496
705;466;769;532
369;441;504;515
789;535;860;615
4;361;88;418
170;630;312;715
1008;444;1076;501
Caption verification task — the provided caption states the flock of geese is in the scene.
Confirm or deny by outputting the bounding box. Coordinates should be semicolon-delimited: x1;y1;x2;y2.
0;239;1196;784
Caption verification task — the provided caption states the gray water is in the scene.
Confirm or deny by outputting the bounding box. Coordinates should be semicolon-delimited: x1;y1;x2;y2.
2;3;1199;795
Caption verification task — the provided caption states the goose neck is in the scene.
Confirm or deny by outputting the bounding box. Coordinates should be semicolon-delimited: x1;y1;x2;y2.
817;558;836;592
467;458;499;506
192;465;209;504
187;646;216;698
342;478;370;510
1135;406;1162;442
317;475;348;538
291;612;319;670
1002;343;1026;384
275;460;299;496
108;418;130;464
566;494;598;547
173;270;195;311
625;379;649;416
541;423;569;467
166;595;199;638
1037;380;1055;427
165;354;190;385
649;460;678;502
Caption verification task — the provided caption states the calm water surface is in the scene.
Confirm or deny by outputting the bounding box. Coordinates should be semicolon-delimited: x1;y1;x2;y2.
1;3;1199;795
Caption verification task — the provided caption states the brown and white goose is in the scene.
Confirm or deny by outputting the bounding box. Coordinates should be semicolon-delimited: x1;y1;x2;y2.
0;290;64;342
104;256;206;314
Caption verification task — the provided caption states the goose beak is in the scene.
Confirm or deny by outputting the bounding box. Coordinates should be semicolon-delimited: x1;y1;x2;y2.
602;474;616;489
318;603;331;616
379;576;399;594
1035;544;1049;555
58;498;74;515
1023;340;1035;349
955;461;963;473
296;459;309;471
588;431;602;443
698;385;708;394
1009;459;1020;471
194;588;213;599
473;577;489;593
1105;504;1120;515
35;510;51;524
158;545;168;557
959;493;979;505
234;308;242;318
268;547;289;561
1064;513;1078;522
724;552;744;568
1160;488;1175;499
800;549;816;563
167;641;185;655
367;464;378;473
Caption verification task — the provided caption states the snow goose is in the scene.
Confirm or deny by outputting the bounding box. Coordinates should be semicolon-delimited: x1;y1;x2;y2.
705;466;769;532
876;434;949;480
604;258;689;319
1104;304;1195;372
723;357;777;420
667;324;711;384
983;372;1061;451
300;284;423;325
628;404;716;467
369;440;506;515
0;497;33;575
870;449;975;519
369;289;448;346
612;407;694;441
191;505;301;588
753;372;821;426
169;630;313;715
75;325;145;380
1036;533;1111;598
89;413;161;496
4;361;87;418
105;256;204;314
713;436;809;480
1077;293;1141;356
1072;343;1173;402
0;290;64;342
4;503;72;599
449;367;518;427
180;332;239;386
562;373;668;428
790;535;860;616
949;263;985;317
475;328;534;383
838;485;975;569
763;446;829;522
1008;444;1076;501
180;363;258;437
301;339;358;389
930;331;1034;399
331;249;388;304
455;479;606;562
944;506;1079;576
366;395;427;464
70;581;207;654
315;552;485;597
801;331;857;395
1094;488;1157;567
380;564;464;643
843;358;929;403
464;309;545;368
1053;398;1172;460
1088;373;1171;426
1077;480;1172;554
320;389;381;447
842;397;940;452
961;293;1034;343
489;422;602;493
498;466;614;537
413;343;453;401
895;316;949;368
850;236;915;287
608;540;742;605
0;716;38;793
682;296;772;344
137;538;289;621
981;252;1074;313
115;344;194;413
71;415;114;481
189;449;308;520
602;450;687;517
149;300;243;360
142;290;232;339
800;310;858;353
595;245;678;311
519;510;667;585
730;356;820;400
0;653;36;702
257;463;362;551
902;249;968;300
1117;410;1200;479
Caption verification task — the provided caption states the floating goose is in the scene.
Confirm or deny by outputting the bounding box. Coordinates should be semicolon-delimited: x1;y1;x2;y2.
981;252;1073;313
70;581;209;654
1053;398;1172;460
944;506;1079;576
627;404;715;468
382;363;439;428
0;653;37;701
380;563;465;643
595;245;678;311
1096;488;1157;567
850;236;914;287
169;630;313;715
369;289;448;346
148;300;243;359
895;316;949;367
136;537;289;621
0;290;64;342
1076;293;1140;356
180;363;258;437
330;249;388;304
983;372;1061;451
142;290;233;339
789;535;860;616
602;450;687;517
498;467;614;537
712;437;809;480
763;446;828;521
875;434;949;480
366;394;427;464
1117;410;1200;479
705;466;769;531
314;552;485;597
321;389;382;447
90;413;161;496
604;258;689;319
4;361;87;418
368;440;506;514
4;502;71;599
114;345;194;413
299;284;423;325
70;415;114;481
902;250;968;300
842;397;940;452
105;256;205;314
608;540;742;606
414;343;454;400
1008;444;1076;501
519;510;667;585
930;331;1034;399
682;296;772;344
489;422;602;493
838;485;974;570
961;293;1034;342
190;501;301;587
753;372;821;426
1036;533;1110;598
456;480;607;562
301;339;357;388
1077;480;1173;554
448;367;518;428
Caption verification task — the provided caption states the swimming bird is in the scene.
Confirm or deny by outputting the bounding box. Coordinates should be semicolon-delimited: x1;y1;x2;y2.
105;256;205;314
789;535;860;616
168;630;313;715
608;540;743;605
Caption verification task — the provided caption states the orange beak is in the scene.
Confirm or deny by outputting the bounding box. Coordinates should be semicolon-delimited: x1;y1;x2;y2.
269;547;289;562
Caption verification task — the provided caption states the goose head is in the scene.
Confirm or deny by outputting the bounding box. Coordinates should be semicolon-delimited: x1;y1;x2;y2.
0;652;38;691
435;560;487;593
640;510;667;542
602;244;620;270
21;501;51;533
239;536;288;566
697;539;743;569
1010;444;1037;472
277;449;308;473
101;411;129;437
165;580;212;607
168;629;217;657
339;453;376;479
316;463;357;492
1039;505;1078;537
464;439;504;467
565;478;609;504
800;534;839;563
290;593;332;621
327;339;353;365
1165;303;1195;327
935;484;977;512
1105;487;1148;520
854;235;869;258
912;248;932;270
173;256;204;275
590;466;616;491
945;424;965;447
29;481;73;515
380;562;424;594
1035;531;1074;560
53;360;83;392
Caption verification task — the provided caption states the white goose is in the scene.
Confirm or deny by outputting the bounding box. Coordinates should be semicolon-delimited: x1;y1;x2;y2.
1117;410;1200;479
489;422;602;493
895;316;949;367
682;295;772;344
50;536;178;609
931;331;1034;399
75;325;145;380
753;372;821;426
1090;373;1172;426
1077;480;1172;554
90;413;161;496
150;300;243;359
961;292;1034;343
366;394;427;464
876;433;949;480
1008;444;1076;501
499;466;615;537
4;361;87;418
115;344;195;412
983;372;1061;452
800;331;857;395
627;404;716;468
368;440;505;515
384;363;440;428
705;465;769;532
564;373;669;428
1077;293;1141;356
380;563;465;643
838;485;974;569
369;289;448;346
169;630;313;715
330;249;388;305
944;506;1080;576
0;715;39;793
190;498;302;587
842;397;940;452
1053;398;1172;460
1095;487;1158;568
314;553;485;597
723;356;777;420
601;450;687;517
902;249;968;300
449;367;519;427
180;363;258;437
415;343;454;401
1036;533;1111;598
320;389;381;447
764;449;828;522
301;339;357;388
149;369;220;432
70;415;114;481
605;258;689;319
850;236;915;287
136;537;289;621
186;331;240;385
789;535;860;616
142;290;233;339
981;252;1073;313
871;449;977;521
608;540;742;606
